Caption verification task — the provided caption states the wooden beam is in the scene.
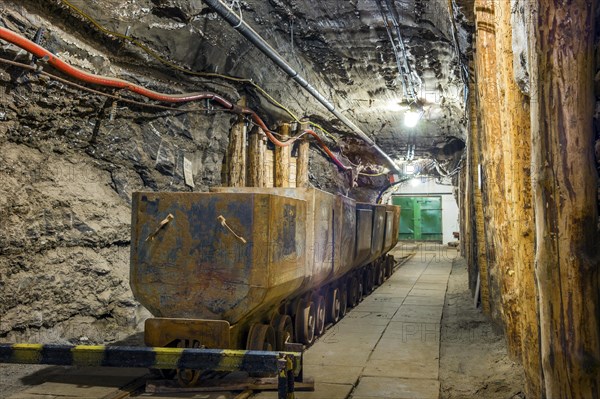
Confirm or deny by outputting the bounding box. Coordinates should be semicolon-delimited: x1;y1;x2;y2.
227;98;247;187
493;1;541;396
468;64;491;315
274;124;291;187
296;121;310;188
529;0;600;396
247;126;266;187
474;0;511;332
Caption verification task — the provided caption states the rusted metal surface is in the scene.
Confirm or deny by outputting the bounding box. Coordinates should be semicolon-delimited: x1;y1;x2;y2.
354;208;373;268
383;211;394;253
130;192;306;326
334;195;357;278
307;189;335;287
370;205;387;262
210;187;359;289
387;204;401;249
144;318;230;348
356;204;386;264
133;188;399;355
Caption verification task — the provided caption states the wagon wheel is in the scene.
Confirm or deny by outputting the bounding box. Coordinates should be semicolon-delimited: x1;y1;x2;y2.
354;276;364;306
357;278;364;303
295;299;316;345
247;323;276;351
326;288;341;324
376;262;384;286
364;267;374;294
388;255;395;277
383;257;391;279
339;284;348;317
384;256;393;279
315;295;326;337
270;314;294;350
176;339;202;387
247;324;276;377
348;277;358;308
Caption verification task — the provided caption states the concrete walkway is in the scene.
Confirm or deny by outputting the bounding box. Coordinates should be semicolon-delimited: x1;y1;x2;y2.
5;244;454;399
256;244;455;399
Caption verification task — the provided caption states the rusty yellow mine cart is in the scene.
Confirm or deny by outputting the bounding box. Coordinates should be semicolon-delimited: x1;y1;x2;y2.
130;191;308;350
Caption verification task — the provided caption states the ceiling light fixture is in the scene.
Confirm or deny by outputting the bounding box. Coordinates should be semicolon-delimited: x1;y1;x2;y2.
404;101;424;128
404;110;422;128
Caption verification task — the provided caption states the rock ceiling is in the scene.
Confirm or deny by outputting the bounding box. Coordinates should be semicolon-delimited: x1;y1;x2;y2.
9;0;471;173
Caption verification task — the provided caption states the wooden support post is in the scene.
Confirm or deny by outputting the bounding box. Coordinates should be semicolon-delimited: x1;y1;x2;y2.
458;164;466;257
247;126;266;187
468;68;491;315
493;1;541;396
529;1;600;396
296;121;310;188
474;0;512;333
227;98;247;187
274;124;291;187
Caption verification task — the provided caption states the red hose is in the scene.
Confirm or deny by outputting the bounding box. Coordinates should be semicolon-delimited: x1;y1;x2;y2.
246;111;350;171
0;26;351;171
0;27;234;106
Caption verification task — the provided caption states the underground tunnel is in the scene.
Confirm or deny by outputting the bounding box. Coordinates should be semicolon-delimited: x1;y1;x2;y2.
0;0;599;398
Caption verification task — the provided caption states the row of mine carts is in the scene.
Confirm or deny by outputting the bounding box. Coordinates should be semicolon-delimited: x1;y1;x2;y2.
130;187;400;379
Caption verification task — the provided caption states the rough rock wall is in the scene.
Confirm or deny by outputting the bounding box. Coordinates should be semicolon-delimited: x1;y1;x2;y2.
0;38;232;344
0;1;362;343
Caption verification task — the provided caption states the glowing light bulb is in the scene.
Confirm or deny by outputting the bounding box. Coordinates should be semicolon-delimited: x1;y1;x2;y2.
404;110;422;128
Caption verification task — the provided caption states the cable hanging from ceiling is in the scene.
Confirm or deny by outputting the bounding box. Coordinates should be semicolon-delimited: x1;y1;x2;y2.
0;26;353;172
56;0;400;175
9;0;397;177
56;0;342;144
375;0;421;103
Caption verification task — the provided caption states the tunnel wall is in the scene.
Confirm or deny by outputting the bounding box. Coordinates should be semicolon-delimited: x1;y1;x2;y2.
459;1;600;398
0;2;357;344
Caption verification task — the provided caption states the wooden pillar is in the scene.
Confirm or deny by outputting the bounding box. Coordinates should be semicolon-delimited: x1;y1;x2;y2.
493;2;541;396
474;0;513;332
529;0;600;396
247;126;266;187
226;98;247;187
296;121;310;188
469;66;491;314
458;157;467;257
274;123;291;187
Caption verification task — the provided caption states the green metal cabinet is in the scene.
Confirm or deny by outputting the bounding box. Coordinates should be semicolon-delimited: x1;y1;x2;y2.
392;196;442;242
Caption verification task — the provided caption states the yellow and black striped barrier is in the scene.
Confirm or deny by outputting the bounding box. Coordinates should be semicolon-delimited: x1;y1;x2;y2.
0;343;301;373
0;344;302;398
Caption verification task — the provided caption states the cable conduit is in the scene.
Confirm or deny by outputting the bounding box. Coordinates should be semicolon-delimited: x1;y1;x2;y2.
203;0;400;174
0;26;351;171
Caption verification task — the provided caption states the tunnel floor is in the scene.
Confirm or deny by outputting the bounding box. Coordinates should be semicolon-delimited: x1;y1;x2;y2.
256;244;453;399
2;244;524;399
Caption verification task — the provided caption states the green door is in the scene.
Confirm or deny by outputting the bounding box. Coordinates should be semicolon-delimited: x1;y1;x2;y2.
392;196;442;242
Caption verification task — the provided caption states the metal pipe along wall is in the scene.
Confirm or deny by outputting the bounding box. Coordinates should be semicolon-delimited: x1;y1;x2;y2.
202;0;401;174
